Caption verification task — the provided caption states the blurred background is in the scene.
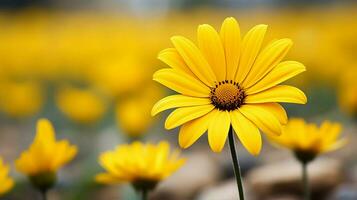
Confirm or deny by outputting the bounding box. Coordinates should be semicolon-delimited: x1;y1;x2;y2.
0;0;356;199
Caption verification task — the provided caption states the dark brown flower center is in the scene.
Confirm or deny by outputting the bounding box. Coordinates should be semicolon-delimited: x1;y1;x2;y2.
210;80;246;111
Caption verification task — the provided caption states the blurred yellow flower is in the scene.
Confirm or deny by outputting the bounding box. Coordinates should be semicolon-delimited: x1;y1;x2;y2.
95;141;185;191
338;69;357;117
269;118;346;162
0;80;44;118
0;158;14;196
152;17;306;154
116;84;163;137
88;57;148;98
16;118;77;191
116;100;149;137
339;86;357;117
56;87;107;124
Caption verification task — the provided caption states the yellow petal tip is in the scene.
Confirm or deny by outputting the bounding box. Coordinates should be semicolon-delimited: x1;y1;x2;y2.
301;93;308;104
225;16;236;20
210;145;224;153
250;150;261;156
257;24;268;29
150;100;160;116
150;108;157;116
170;35;183;43
164;121;173;130
157;48;171;60
198;23;209;28
178;142;190;149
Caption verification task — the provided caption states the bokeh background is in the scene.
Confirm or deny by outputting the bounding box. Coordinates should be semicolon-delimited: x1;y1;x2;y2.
0;0;356;199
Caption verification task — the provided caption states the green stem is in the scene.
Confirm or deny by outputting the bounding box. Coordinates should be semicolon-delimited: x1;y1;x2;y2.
142;189;148;200
302;162;310;200
228;127;245;200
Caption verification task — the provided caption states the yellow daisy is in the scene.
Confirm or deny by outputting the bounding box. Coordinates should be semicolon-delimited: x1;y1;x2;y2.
55;86;107;124
269;118;346;200
16;118;77;191
0;158;14;196
269;118;346;162
115;83;163;138
0;80;44;118
338;69;357;117
96;141;185;191
152;17;307;155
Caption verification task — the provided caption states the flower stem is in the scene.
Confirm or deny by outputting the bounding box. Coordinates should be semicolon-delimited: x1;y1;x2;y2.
142;189;148;200
302;162;310;200
228;127;245;200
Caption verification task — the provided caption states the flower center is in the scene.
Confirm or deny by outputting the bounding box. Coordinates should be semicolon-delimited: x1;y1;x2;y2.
210;80;246;111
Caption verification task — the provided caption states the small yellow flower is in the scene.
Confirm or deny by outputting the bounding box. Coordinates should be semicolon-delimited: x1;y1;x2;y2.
115;84;163;137
115;99;153;138
96;141;185;191
152;17;307;154
88;58;148;98
339;84;357;117
338;69;357;117
16;118;77;191
56;86;107;124
269;118;346;162
0;158;14;196
0;80;44;118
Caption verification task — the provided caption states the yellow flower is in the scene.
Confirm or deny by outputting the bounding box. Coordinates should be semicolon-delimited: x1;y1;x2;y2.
95;141;185;191
152;17;307;154
115;100;152;137
338;69;357;117
339;85;357;117
115;84;163;137
269;118;346;162
16;118;77;191
0;80;44;118
88;57;149;98
0;158;14;196
55;86;107;124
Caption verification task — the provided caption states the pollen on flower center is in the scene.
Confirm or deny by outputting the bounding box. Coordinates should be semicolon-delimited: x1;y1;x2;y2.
210;80;246;111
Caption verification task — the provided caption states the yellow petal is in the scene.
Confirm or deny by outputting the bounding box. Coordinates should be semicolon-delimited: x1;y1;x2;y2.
171;36;217;86
35;118;56;143
320;121;343;147
100;152;124;176
166;157;186;175
321;138;347;153
165;105;214;130
158;48;195;76
247;61;306;93
255;103;288;125
243;39;293;88
153;68;210;97
51;140;78;171
0;178;14;194
245;85;307;104
208;110;230;153
15;152;37;175
95;173;122;184
239;104;282;136
270;118;307;149
152;142;170;172
235;24;267;83
197;24;226;81
151;95;211;116
220;17;241;80
230;111;262;155
178;110;215;148
0;162;9;178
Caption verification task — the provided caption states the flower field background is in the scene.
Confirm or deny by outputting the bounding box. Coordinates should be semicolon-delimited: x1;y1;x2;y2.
0;1;356;200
